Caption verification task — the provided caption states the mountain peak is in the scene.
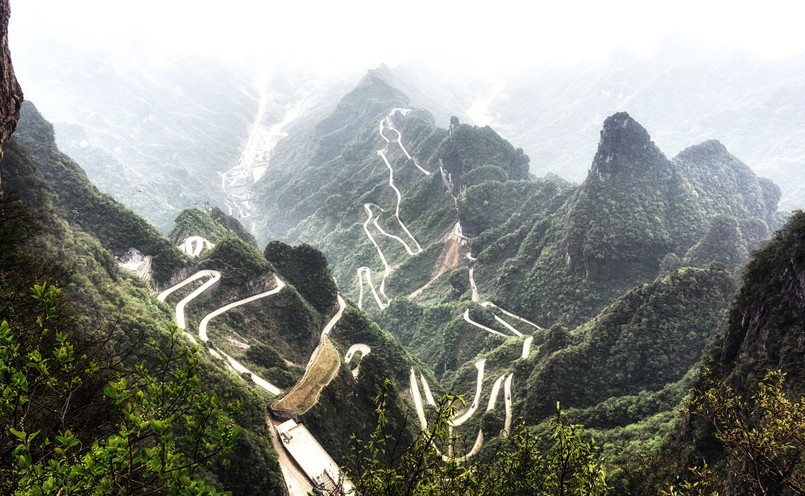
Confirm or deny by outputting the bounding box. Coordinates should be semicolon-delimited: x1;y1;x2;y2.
358;65;396;89
674;139;730;162
590;112;665;182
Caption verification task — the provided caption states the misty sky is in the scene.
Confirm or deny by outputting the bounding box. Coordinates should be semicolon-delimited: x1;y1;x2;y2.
10;0;805;74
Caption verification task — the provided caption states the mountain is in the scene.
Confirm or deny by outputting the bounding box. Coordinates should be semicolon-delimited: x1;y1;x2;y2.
0;0;21;167
11;101;189;284
250;70;782;361
5;15;802;491
246;70;789;467
13;38;357;232
0;100;291;493
1;93;423;493
449;46;805;211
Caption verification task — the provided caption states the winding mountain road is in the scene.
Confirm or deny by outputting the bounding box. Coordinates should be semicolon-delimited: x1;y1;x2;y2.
469;268;544;331
162;237;350;493
322;294;347;336
451;359;486;427
503;374;513;436
357;108;436;307
357;266;386;310
181;236;215;257
196;274;287;396
383;109;431;176
410;367;429;431
420;374;437;406
344;343;371;363
377;149;422;254
157;270;222;341
409;360;513;462
357;204;391;309
371;205;419;256
463;308;507;338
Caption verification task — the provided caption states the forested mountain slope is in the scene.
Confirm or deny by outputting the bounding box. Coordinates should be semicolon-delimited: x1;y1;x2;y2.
1;96;423;493
0;127;286;494
245;70;791;476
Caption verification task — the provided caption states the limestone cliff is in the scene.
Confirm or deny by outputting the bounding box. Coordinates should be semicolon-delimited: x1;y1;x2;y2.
0;0;23;194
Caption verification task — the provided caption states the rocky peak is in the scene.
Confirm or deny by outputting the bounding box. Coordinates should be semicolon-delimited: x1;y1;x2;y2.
0;0;24;195
675;139;729;162
589;112;666;182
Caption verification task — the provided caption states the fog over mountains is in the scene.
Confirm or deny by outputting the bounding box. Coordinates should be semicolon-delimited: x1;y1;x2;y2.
3;2;805;494
12;37;805;230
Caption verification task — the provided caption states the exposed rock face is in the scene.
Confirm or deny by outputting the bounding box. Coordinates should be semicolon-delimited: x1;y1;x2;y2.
0;0;23;194
720;211;805;395
589;112;667;182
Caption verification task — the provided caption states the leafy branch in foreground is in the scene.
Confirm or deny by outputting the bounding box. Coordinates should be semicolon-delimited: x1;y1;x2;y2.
345;381;611;495
666;369;804;496
1;282;242;494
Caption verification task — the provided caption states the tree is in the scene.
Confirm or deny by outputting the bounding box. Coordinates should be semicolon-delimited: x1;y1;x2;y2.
0;283;242;494
669;369;804;496
345;382;611;495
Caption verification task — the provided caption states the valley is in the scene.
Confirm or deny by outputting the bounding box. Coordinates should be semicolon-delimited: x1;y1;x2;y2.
159;234;355;494
2;17;803;492
221;78;319;230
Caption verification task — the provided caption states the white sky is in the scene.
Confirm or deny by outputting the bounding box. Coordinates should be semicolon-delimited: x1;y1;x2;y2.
10;0;805;74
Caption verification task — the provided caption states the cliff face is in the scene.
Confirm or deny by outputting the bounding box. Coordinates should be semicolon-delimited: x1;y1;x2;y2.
718;211;805;397
0;0;23;194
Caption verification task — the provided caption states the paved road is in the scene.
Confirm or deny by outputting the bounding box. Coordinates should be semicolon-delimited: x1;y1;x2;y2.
410;367;429;430
451;359;486;427
522;336;533;359
486;374;505;411
359;203;391;307
196;274;287;396
371;206;419;256
322;294;347;336
409;361;514;462
463;308;507;337
469;267;544;336
356;266;386;310
383;108;430;176
344;343;371;363
181;236;214;257
420;373;437;406
345;342;371;378
504;373;513;436
157;270;222;341
377;149;422;253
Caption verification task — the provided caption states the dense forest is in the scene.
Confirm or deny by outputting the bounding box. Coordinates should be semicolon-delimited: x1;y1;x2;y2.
1;3;802;494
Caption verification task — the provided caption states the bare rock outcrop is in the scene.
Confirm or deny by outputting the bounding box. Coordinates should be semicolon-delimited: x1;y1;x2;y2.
0;0;24;195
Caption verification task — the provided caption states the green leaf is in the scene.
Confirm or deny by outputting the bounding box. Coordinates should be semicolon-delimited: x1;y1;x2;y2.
103;385;118;400
10;427;27;441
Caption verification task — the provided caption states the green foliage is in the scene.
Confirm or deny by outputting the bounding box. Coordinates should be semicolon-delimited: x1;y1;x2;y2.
457;180;534;238
0;284;240;494
8;103;189;284
199;237;272;287
346;385;612;495
209;207;258;247
460;164;509;188
438;124;529;189
682;215;748;271
169;207;256;248
719;210;805;397
676;370;804;495
524;265;735;423
1;136;285;495
263;241;338;313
